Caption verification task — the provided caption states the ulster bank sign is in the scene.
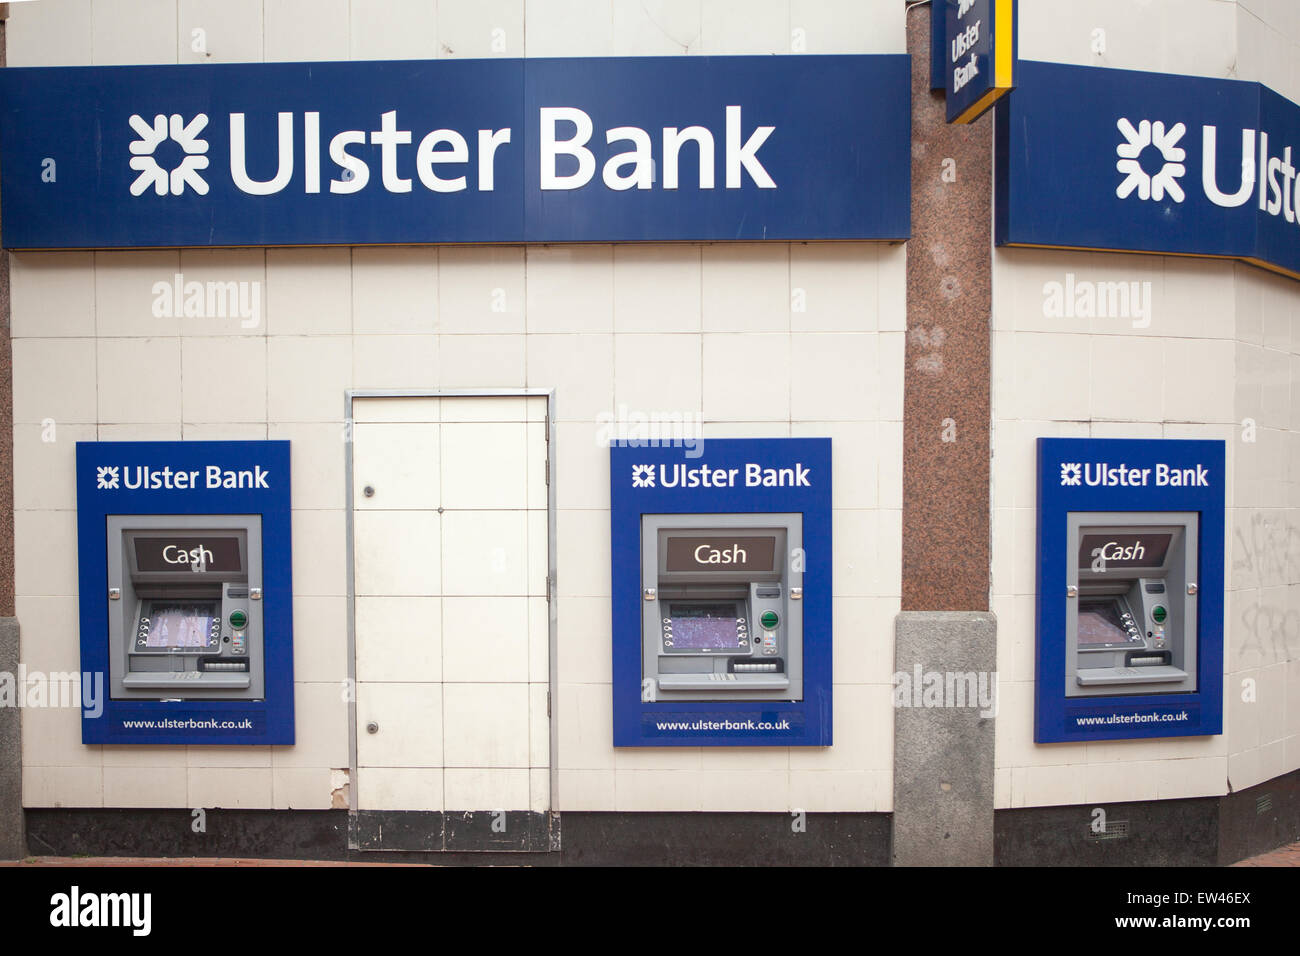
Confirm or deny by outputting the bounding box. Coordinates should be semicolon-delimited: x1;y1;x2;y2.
0;55;910;249
998;60;1300;282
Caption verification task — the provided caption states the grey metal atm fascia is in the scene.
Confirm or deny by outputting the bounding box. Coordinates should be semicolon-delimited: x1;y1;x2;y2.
641;512;803;702
107;514;264;700
1065;510;1198;698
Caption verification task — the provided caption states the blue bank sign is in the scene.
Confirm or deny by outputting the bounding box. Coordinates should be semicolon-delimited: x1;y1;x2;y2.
944;0;1013;124
0;55;910;248
998;60;1300;282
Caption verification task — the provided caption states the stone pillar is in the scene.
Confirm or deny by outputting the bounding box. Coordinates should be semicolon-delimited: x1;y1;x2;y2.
892;3;996;866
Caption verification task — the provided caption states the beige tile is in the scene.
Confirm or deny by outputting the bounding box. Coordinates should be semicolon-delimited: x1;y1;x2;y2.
354;509;441;596
702;243;789;332
440;422;530;508
98;338;182;424
175;248;267;334
103;767;188;808
357;768;443;811
264;0;349;61
789;0;904;54
702;333;790;421
440;510;528;595
443;768;530;809
11;253;95;338
443;683;530;767
437;334;526;387
95;250;182;337
291;510;348;597
187;767;273;808
523;0;613;55
351;421;441;510
24;766;104;808
178;0;264;63
525;246;614;333
699;0;789;54
182;337;267;423
15;510;79;598
7;0;93;66
613;244;702;332
356;682;444;767
556;769;615;809
349;0;439;59
443;597;530;683
12;423;91;512
439;0;524;57
266;336;352;422
272;768;337;810
356;596;442;683
92;0;177;64
13;338;98;426
437;246;525;333
266;249;352;335
352;247;438;334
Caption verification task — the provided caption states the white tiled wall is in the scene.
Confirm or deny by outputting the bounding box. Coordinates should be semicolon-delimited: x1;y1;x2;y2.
8;0;906;813
993;0;1300;809
992;251;1300;807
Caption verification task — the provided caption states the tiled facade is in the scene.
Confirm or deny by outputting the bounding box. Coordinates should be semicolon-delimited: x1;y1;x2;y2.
4;0;1298;831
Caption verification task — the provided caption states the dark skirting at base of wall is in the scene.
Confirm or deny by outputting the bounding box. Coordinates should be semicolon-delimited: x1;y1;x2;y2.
20;770;1300;865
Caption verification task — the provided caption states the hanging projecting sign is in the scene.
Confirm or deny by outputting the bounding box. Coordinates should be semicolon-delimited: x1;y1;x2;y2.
997;60;1300;281
945;0;1013;124
0;55;910;249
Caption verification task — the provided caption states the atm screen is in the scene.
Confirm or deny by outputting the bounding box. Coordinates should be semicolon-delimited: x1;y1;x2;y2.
144;602;218;648
1077;600;1130;646
668;603;741;649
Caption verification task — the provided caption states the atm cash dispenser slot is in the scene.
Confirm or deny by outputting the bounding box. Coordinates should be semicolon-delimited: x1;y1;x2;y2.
107;515;265;699
642;514;802;701
1066;511;1197;697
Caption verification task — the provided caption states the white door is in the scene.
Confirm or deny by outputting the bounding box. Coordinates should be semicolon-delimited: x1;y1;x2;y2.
351;395;550;814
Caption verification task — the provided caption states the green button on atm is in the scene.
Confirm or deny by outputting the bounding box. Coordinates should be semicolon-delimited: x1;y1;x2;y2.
760;610;780;630
230;609;248;629
1152;605;1167;624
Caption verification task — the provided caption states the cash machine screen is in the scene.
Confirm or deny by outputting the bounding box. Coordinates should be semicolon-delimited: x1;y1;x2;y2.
141;602;219;649
1077;599;1134;647
667;603;745;650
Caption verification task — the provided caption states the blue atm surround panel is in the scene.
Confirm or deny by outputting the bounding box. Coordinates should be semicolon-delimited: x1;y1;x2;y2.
76;441;294;745
1036;438;1225;742
611;438;832;747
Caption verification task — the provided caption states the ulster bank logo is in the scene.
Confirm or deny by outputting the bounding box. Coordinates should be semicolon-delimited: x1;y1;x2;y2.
1059;463;1082;486
96;466;120;490
631;465;656;488
1116;118;1187;203
128;113;210;196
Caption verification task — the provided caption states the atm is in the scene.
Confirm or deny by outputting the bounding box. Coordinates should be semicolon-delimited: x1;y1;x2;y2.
641;513;802;701
1035;438;1223;742
1066;511;1197;697
611;438;830;746
77;440;293;745
107;515;264;699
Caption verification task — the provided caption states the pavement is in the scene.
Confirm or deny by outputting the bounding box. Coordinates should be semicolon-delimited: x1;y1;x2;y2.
1230;841;1300;866
2;842;1297;866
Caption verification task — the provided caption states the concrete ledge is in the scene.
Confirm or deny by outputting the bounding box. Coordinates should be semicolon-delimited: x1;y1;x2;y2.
0;617;23;859
892;611;997;866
